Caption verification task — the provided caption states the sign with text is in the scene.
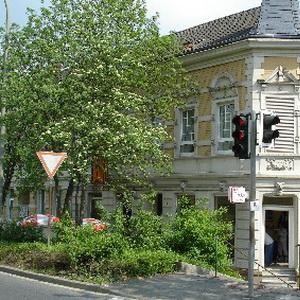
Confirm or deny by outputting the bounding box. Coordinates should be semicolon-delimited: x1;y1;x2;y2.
228;186;247;203
36;151;67;179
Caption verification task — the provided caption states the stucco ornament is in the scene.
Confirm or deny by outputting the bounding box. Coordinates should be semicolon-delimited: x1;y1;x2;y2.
219;182;227;192
266;159;294;171
277;65;284;82
274;181;285;195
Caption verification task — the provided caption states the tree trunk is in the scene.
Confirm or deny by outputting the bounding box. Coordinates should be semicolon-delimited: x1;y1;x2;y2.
63;178;74;215
74;179;81;224
2;160;16;207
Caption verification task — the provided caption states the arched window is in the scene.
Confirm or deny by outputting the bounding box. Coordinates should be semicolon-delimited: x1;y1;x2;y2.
212;75;237;154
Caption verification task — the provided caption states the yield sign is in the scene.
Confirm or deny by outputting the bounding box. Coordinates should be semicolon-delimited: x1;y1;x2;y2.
36;151;67;179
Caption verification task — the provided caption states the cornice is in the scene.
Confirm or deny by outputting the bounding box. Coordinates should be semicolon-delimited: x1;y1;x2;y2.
181;38;300;71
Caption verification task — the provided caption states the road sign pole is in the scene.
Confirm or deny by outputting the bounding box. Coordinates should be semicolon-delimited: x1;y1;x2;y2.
248;111;257;298
47;178;54;246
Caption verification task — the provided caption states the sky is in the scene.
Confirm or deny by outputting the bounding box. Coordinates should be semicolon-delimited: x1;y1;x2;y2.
0;0;263;35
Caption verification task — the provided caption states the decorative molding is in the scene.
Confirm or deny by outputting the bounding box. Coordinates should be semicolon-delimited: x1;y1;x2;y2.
210;85;238;100
274;181;285;196
219;182;227;192
265;65;297;85
266;158;294;171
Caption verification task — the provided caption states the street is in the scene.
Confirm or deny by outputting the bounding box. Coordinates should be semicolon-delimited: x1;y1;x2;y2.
1;269;300;300
0;271;133;300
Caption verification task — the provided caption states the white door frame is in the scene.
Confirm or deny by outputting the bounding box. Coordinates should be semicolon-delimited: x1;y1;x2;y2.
262;206;295;268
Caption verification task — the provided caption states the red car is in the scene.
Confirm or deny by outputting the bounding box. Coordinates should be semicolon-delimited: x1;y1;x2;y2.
82;218;107;232
19;214;60;227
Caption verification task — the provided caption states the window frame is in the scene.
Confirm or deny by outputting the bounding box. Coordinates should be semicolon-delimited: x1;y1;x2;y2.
214;98;235;155
179;107;196;156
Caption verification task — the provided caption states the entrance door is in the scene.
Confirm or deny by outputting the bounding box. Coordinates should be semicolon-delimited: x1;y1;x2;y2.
262;207;294;268
90;193;102;219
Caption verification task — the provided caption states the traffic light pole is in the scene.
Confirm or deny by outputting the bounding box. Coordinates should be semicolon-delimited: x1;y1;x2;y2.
248;111;257;298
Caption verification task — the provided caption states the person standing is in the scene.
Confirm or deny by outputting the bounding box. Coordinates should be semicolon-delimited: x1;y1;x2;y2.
265;231;274;267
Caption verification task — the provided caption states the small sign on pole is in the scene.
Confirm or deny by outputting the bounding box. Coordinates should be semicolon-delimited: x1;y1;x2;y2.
228;186;248;203
36;151;67;246
36;151;67;179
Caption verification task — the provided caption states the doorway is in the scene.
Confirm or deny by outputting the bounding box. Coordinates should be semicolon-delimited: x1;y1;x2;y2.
263;206;294;269
90;193;102;219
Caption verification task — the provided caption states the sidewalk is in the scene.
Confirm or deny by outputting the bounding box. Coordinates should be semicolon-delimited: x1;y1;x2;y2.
0;265;299;299
110;273;300;300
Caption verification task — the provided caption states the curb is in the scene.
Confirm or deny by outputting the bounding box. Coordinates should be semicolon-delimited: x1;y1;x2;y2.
0;265;137;299
176;262;246;284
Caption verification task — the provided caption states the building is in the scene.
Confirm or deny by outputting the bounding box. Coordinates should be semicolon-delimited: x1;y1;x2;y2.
148;0;300;282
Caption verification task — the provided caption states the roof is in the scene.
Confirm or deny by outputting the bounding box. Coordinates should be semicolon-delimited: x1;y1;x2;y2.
176;7;261;54
176;0;300;55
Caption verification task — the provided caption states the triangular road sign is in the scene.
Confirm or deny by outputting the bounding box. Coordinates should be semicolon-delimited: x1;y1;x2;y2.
36;151;67;179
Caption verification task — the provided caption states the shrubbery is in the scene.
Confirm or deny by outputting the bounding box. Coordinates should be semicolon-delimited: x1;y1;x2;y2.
0;197;234;281
0;242;70;272
165;207;233;272
124;209;165;250
0;221;44;243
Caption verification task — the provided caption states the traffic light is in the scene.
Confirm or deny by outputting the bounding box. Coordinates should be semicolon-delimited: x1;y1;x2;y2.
232;114;250;159
262;114;280;144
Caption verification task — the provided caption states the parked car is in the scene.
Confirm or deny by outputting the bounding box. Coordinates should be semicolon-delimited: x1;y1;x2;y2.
82;217;107;232
19;214;60;227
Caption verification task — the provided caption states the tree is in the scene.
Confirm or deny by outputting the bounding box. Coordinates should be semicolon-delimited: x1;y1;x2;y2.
0;0;187;214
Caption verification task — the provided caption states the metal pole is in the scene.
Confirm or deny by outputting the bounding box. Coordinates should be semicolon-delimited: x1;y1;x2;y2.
214;236;218;278
1;0;10;212
248;111;257;298
47;179;54;246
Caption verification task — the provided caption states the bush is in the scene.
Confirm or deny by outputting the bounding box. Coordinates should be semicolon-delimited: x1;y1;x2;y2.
81;249;181;281
165;206;233;272
0;241;70;272
118;249;181;277
63;226;130;267
0;221;44;243
126;210;164;250
52;212;75;243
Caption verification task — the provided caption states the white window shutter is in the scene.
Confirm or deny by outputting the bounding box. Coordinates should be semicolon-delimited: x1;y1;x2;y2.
265;95;295;153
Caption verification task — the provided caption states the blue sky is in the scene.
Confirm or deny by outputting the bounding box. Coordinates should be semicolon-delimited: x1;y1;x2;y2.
0;0;263;34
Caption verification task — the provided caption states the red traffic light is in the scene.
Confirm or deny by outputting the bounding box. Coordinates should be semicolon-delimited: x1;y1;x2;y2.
233;130;245;141
232;115;247;127
232;113;250;159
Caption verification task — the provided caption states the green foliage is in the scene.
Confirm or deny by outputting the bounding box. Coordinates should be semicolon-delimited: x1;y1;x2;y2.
95;202;111;222
126;210;164;249
103;249;180;280
0;222;44;243
165;206;233;272
52;211;75;243
61;226;129;267
177;194;195;211
0;201;235;281
0;0;188;203
73;248;181;282
0;241;70;271
117;249;180;277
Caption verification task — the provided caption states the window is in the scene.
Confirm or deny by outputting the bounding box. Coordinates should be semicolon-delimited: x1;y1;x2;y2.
217;103;234;152
180;108;195;153
37;190;45;214
154;193;163;216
